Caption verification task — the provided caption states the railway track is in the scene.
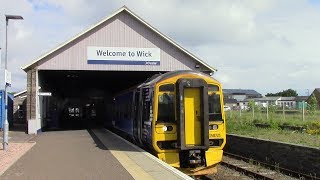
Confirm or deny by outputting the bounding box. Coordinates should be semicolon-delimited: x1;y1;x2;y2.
203;153;298;180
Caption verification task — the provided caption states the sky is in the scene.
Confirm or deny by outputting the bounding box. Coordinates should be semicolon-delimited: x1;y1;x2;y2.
0;0;320;96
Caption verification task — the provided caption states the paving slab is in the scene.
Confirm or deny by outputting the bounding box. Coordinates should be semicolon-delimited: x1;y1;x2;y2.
0;126;37;176
0;142;36;176
1;130;133;180
1;124;34;143
92;129;192;180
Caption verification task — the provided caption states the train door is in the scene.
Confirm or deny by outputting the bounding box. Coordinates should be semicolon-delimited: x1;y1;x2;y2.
132;89;143;144
141;87;152;144
184;88;201;146
176;78;209;150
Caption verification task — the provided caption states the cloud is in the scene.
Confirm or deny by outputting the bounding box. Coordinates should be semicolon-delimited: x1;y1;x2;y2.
0;0;320;96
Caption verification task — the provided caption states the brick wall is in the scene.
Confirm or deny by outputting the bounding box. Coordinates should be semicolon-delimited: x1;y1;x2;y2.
26;69;37;121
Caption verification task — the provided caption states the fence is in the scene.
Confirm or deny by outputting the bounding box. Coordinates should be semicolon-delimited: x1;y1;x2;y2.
226;105;320;126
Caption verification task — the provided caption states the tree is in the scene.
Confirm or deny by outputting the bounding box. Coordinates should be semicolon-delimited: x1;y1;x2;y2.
248;100;255;111
248;100;260;111
268;103;277;114
265;89;298;97
281;89;298;97
265;93;276;97
307;94;318;115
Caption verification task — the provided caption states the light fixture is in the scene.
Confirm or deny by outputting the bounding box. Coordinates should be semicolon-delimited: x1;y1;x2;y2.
3;14;24;151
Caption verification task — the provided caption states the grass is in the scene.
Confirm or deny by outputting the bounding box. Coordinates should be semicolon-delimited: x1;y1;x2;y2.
226;110;320;148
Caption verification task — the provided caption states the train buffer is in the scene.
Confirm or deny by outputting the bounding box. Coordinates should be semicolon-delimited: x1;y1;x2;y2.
92;129;192;180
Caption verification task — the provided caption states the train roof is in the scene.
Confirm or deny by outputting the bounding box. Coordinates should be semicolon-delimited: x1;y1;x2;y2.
142;70;218;86
114;70;219;97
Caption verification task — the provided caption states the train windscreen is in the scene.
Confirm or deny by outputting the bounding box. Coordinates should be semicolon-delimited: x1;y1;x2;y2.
157;84;175;122
157;93;175;122
208;83;223;121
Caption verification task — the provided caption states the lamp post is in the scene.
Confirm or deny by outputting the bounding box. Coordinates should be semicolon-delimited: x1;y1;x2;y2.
2;15;23;151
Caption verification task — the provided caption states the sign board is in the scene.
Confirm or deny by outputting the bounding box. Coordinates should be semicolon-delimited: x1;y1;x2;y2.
5;70;11;87
38;92;52;96
87;46;160;65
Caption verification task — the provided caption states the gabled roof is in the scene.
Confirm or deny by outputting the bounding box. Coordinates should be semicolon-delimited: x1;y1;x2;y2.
224;98;238;104
246;96;281;102
22;6;216;72
295;96;308;102
309;88;320;103
223;89;261;96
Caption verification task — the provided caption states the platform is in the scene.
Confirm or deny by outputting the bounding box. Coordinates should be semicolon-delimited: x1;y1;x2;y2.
92;129;192;180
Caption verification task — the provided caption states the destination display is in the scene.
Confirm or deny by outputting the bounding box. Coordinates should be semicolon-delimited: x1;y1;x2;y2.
87;46;160;65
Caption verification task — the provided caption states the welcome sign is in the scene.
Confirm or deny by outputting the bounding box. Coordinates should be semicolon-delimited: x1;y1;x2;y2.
87;46;160;65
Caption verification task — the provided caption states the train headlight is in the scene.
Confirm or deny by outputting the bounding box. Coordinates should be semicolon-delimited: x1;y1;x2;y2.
162;126;168;131
162;126;173;132
209;124;218;130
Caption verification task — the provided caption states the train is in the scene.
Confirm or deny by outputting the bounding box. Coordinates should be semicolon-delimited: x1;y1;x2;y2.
110;70;226;175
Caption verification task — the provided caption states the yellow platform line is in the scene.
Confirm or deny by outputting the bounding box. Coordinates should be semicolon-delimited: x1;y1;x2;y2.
92;129;153;180
110;150;153;180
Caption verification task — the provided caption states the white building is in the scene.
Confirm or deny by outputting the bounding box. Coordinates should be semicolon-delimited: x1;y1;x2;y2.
245;97;297;108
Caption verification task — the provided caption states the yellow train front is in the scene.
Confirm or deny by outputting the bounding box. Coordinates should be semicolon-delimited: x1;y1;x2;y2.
112;70;226;175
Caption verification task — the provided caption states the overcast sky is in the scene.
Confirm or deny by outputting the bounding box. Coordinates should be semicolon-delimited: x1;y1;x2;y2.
0;0;319;96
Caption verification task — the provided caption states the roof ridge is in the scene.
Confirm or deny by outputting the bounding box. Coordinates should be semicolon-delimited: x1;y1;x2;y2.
14;90;27;97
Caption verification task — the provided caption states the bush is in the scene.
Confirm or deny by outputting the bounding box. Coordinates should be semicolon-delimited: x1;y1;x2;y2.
306;121;320;135
269;119;280;130
307;94;317;115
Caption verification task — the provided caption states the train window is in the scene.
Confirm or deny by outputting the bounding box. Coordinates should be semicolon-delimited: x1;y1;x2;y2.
68;107;81;117
208;84;219;91
159;84;174;92
18;110;24;118
208;94;222;120
74;108;78;117
68;107;74;113
157;93;175;122
143;101;150;121
142;88;152;122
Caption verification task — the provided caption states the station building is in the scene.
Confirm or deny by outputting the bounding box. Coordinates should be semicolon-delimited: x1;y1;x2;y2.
22;6;216;134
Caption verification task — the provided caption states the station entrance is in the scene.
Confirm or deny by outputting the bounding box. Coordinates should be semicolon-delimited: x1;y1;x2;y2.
38;70;161;130
22;7;215;134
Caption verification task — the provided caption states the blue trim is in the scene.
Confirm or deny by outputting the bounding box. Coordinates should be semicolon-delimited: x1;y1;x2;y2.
87;60;160;65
